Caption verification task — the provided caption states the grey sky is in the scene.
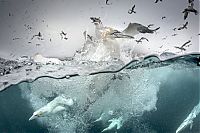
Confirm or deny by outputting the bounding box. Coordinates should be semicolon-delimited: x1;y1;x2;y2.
0;0;199;59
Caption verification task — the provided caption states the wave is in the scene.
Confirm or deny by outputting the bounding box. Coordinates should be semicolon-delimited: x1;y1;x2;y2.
0;52;199;92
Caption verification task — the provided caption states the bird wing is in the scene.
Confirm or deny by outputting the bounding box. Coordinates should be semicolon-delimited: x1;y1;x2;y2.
181;40;191;47
122;23;141;36
52;106;66;113
122;23;158;36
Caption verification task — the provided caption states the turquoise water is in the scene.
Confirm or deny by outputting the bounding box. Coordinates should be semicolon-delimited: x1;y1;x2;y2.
0;54;199;133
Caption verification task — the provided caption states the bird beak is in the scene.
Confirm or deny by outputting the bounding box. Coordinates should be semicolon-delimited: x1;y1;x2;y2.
29;114;37;121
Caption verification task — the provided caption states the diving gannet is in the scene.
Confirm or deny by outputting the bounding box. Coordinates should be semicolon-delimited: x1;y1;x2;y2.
94;113;106;122
94;110;114;123
101;116;123;132
122;23;160;37
176;102;200;133
29;96;74;121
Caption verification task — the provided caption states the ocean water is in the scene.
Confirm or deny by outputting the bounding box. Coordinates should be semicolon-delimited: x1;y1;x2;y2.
0;54;199;133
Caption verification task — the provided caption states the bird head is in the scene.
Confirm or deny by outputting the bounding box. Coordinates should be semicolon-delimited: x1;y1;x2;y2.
90;17;102;25
29;109;47;121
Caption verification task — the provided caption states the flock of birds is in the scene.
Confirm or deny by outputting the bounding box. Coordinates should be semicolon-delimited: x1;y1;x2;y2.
8;0;198;55
2;0;199;132
103;0;198;53
29;95;123;132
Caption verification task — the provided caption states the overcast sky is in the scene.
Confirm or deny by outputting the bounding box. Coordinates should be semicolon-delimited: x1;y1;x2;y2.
0;0;199;59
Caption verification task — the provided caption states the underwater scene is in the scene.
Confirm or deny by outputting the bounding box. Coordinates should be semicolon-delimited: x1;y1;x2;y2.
0;0;199;133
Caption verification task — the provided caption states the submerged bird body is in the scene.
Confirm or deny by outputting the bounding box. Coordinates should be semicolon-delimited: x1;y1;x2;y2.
176;102;200;133
101;116;123;132
29;96;74;120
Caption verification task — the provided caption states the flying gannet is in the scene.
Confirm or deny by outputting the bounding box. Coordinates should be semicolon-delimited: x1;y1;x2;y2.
29;95;74;121
90;17;160;40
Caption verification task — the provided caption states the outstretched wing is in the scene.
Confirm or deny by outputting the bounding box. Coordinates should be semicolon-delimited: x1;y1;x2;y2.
122;23;159;37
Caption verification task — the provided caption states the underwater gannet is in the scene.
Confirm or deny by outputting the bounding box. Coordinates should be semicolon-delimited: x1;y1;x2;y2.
94;110;114;123
94;113;106;122
176;102;200;133
29;96;74;121
101;116;123;132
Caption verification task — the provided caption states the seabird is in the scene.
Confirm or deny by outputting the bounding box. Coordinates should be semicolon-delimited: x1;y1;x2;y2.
90;17;159;39
90;17;134;39
178;22;188;30
181;40;191;47
128;5;136;14
29;96;74;120
94;110;114;123
94;113;106;122
182;4;198;20
176;102;200;133
105;0;111;5
101;116;123;132
135;37;149;44
60;31;68;40
174;40;191;51
122;23;160;36
155;0;162;3
31;32;42;40
161;16;166;19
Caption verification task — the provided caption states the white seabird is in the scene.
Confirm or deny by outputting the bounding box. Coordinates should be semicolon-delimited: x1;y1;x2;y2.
90;17;160;40
101;116;123;132
29;95;74;121
176;102;200;133
94;110;114;123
